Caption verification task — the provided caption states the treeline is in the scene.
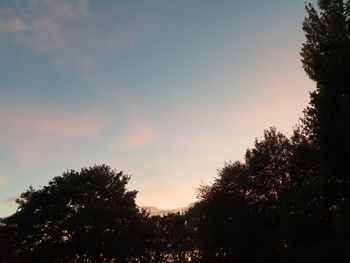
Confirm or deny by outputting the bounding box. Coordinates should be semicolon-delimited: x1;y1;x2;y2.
1;1;350;262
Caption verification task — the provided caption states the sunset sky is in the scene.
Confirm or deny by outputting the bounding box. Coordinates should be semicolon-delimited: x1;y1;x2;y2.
0;0;315;216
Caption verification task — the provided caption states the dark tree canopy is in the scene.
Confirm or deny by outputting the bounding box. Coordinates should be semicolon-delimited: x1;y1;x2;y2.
0;165;147;263
187;1;350;261
301;0;350;183
301;0;350;256
188;128;295;262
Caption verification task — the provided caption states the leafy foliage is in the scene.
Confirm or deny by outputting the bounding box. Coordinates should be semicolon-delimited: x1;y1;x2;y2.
187;0;350;262
0;165;147;262
301;0;350;259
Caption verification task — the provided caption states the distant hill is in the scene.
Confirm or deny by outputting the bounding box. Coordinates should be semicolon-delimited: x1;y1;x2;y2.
139;203;195;216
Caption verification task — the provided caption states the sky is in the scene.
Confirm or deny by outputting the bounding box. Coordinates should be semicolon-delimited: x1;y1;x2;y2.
0;0;316;216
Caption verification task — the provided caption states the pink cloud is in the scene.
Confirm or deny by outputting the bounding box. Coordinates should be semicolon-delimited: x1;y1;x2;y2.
3;18;27;33
115;121;157;148
0;107;104;166
3;110;103;138
12;140;82;166
34;112;102;137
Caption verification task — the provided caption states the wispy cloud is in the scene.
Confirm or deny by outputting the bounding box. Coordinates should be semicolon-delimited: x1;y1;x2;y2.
1;109;103;138
114;120;158;149
0;0;165;71
1;0;87;52
11;140;82;166
0;103;105;166
1;18;27;33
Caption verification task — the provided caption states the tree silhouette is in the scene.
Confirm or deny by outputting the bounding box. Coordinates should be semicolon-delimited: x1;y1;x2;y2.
0;165;148;262
145;213;198;262
301;0;350;259
302;0;350;203
187;1;350;261
188;128;297;262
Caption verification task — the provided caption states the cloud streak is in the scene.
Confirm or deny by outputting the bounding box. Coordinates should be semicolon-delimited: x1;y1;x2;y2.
2;18;27;33
1;107;104;139
114;120;158;149
0;103;105;166
0;0;165;71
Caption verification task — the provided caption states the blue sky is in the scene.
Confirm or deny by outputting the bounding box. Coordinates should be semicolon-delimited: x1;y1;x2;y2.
0;0;315;216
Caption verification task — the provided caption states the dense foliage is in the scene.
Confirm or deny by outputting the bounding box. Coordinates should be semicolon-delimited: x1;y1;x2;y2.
0;165;149;262
1;1;349;262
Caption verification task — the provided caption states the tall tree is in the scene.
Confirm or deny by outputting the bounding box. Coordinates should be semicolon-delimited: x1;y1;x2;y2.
301;0;350;196
301;0;350;257
187;1;350;262
189;128;294;262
